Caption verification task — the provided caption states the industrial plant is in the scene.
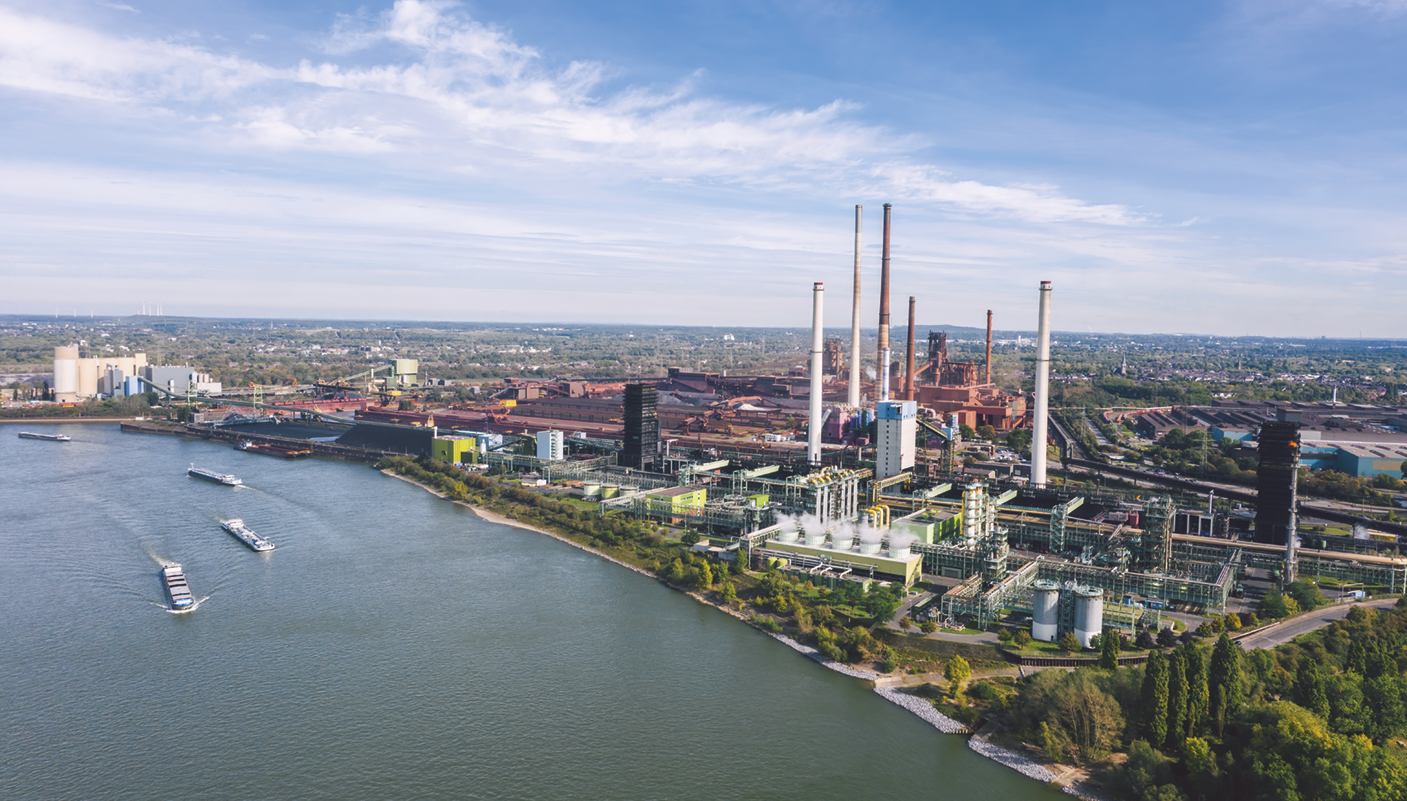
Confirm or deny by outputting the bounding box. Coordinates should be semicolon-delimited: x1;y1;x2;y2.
78;203;1407;650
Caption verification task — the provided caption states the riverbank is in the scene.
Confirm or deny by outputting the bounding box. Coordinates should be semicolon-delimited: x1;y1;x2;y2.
380;467;1087;797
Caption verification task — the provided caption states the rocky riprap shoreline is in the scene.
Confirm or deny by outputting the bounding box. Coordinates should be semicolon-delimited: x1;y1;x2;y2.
967;736;1057;783
772;634;881;680
872;687;968;733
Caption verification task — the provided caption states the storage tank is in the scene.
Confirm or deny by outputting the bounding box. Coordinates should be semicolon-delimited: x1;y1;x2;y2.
582;482;601;498
601;484;620;499
1072;586;1105;649
1031;580;1060;642
53;344;78;400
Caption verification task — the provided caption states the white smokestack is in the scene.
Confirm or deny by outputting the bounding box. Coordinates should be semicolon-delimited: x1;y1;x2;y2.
1031;280;1053;487
848;205;862;407
808;282;825;465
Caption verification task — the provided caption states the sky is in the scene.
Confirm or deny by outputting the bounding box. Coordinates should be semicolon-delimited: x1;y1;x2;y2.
1;0;1405;336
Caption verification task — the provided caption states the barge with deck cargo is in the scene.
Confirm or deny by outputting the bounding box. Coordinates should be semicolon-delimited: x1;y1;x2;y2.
160;564;195;611
220;519;275;552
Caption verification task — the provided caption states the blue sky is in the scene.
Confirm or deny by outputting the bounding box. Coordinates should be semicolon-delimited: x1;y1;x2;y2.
1;0;1404;336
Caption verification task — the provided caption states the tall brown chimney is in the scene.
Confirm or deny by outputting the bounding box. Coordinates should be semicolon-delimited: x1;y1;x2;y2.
878;203;892;401
985;309;993;385
905;296;916;401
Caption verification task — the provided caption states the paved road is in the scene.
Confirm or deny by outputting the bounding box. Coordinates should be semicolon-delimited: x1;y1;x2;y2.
1236;598;1397;651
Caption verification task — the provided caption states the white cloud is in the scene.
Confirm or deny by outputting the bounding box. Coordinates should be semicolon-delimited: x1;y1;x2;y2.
0;0;1136;226
97;2;139;13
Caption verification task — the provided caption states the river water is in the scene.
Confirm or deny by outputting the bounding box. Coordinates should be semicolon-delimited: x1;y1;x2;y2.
0;423;1061;801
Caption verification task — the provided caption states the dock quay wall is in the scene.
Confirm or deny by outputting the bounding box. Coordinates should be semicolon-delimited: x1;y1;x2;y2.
120;420;386;463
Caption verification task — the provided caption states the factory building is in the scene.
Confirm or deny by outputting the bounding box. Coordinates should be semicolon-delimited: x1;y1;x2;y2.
536;430;564;461
431;435;477;465
622;383;659;470
875;400;916;479
1255;410;1301;546
53;344;148;402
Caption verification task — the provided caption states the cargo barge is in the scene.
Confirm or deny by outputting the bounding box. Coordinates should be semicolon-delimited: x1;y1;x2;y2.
237;440;312;458
161;564;195;611
18;432;71;442
188;465;243;486
220;518;275;552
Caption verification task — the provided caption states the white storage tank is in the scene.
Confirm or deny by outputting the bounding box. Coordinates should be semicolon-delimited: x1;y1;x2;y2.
858;539;882;556
1031;580;1060;642
776;523;800;543
830;530;854;551
804;528;827;548
889;537;911;560
1073;586;1105;649
582;482;601;498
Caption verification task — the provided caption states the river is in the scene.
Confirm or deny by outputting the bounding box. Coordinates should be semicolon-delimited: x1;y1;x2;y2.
0;422;1062;801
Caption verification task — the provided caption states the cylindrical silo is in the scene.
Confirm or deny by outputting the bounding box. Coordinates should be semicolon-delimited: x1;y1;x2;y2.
582;482;601;498
601;484;619;499
1073;586;1105;649
54;344;78;400
1031;580;1060;642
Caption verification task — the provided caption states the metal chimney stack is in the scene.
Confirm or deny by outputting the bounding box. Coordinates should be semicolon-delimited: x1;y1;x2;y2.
1031;281;1053;487
985;310;993;385
808;282;825;465
877;203;892;402
904;296;916;401
848;206;862;407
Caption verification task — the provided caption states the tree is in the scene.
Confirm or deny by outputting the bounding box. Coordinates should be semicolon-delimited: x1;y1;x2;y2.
899;615;913;631
1208;633;1245;736
1100;630;1121;669
1166;649;1188;751
919;620;937;634
1286;580;1327;612
945;655;972;698
1039;721;1066;763
959;423;976;440
1059;632;1082;653
719;581;737;606
1013;629;1032;648
1294;661;1330;719
1184;645;1209;737
1142;651;1170;746
1049;671;1125;762
977;424;996;441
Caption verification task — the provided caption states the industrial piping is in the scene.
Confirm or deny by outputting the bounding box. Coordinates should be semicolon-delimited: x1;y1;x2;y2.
985;309;993;385
808;282;825;465
848;206;862;407
877;203;892;402
904;296;916;401
1031;281;1053;487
